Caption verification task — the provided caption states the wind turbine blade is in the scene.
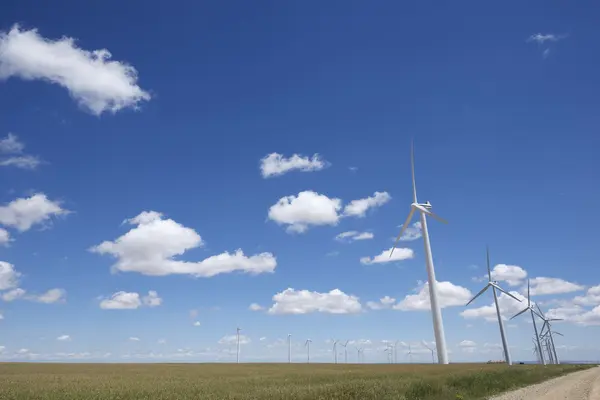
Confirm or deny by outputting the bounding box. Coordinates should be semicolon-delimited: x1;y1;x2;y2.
411;140;417;204
486;246;492;281
491;283;522;302
390;208;415;257
510;307;528;320
427;210;448;224
549;318;564;322
465;284;490;306
536;303;546;319
527;280;531;307
553;331;564;337
532;308;544;320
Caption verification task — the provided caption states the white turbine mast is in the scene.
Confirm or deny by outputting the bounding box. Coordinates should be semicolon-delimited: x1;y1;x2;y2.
407;344;413;364
390;141;449;364
465;247;522;366
287;334;292;363
510;279;546;365
332;339;339;364
305;339;312;363
236;327;241;364
339;340;349;363
421;340;436;364
537;304;563;364
356;347;363;363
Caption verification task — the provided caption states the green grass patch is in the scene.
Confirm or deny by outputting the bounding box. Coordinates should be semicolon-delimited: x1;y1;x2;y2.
0;362;592;399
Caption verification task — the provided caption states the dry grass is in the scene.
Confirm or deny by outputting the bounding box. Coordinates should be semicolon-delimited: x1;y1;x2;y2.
0;362;591;399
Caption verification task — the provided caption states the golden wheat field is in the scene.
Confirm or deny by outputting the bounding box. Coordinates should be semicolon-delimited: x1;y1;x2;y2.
0;362;591;400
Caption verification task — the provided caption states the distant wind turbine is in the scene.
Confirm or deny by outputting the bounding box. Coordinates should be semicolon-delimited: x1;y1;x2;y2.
391;141;449;364
305;339;312;363
407;344;413;364
332;340;339;364
340;340;349;363
511;280;545;365
465;247;522;366
288;334;292;363
356;347;363;363
536;304;563;364
421;341;436;364
236;327;241;364
394;340;400;364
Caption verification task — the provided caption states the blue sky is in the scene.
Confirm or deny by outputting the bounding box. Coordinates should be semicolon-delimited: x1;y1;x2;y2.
0;0;599;363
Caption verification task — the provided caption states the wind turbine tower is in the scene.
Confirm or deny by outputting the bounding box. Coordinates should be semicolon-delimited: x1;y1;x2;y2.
332;340;339;364
340;340;349;363
236;327;241;364
537;304;563;364
511;280;545;365
305;339;312;363
287;334;292;363
465;247;522;365
391;142;449;364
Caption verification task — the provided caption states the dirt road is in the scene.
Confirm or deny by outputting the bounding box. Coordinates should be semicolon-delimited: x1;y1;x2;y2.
490;366;600;400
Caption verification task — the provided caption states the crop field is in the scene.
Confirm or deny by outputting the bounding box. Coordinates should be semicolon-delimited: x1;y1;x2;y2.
0;362;591;400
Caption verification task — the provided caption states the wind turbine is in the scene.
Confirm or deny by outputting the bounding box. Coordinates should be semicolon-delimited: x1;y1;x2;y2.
356;347;363;363
339;340;349;363
332;340;339;364
536;304;563;364
391;142;449;364
511;280;545;365
407;344;413;364
394;340;400;364
465;247;522;366
305;339;312;363
236;327;241;364
532;339;541;364
421;341;436;364
287;334;292;363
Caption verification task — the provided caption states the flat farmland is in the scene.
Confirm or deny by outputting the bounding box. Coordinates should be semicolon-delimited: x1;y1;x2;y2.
0;362;591;400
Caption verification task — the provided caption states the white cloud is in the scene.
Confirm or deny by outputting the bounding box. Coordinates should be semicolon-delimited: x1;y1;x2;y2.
0;132;24;153
460;290;526;322
572;285;600;306
0;228;10;245
219;335;250;345
459;340;476;347
56;335;70;341
142;291;162;307
366;296;396;310
397;222;422;241
268;191;342;233
267;288;362;315
91;211;276;277
335;231;374;242
0;133;41;170
0;261;21;290
547;304;600;327
527;33;567;44
395;281;472;311
129;337;140;342
0;25;150;116
490;264;527;286
2;288;26;301
193;321;201;327
249;303;264;311
259;337;267;341
0;194;68;232
99;290;161;310
528;277;584;296
157;339;166;344
31;288;66;304
360;247;414;265
342;191;391;218
260;153;327;178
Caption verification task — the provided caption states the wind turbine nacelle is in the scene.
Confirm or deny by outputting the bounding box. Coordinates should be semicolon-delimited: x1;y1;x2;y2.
423;201;432;210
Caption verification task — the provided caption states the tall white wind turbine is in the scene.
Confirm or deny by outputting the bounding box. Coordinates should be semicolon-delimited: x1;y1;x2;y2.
288;334;292;363
536;304;563;364
340;340;349;363
407;344;413;364
356;347;363;363
465;247;522;366
236;327;241;364
421;341;436;364
391;142;449;364
305;339;312;363
332;339;339;364
511;280;545;365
